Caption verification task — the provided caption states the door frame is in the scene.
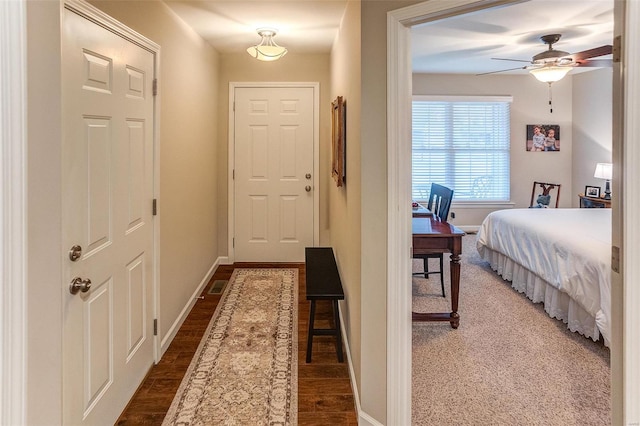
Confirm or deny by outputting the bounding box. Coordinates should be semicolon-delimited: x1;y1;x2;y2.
62;0;162;363
227;82;320;263
387;0;639;424
0;0;27;423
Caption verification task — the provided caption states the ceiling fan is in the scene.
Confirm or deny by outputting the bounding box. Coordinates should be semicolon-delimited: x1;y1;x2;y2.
479;34;613;81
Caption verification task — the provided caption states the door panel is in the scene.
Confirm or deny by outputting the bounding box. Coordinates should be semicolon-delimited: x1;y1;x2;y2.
62;7;155;425
234;87;315;262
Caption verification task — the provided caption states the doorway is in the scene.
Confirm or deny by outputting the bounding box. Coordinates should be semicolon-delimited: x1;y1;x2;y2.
387;0;639;424
61;3;159;424
228;83;319;262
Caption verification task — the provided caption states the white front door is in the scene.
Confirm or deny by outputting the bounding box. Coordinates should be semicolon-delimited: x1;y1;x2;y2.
233;86;315;262
61;6;156;425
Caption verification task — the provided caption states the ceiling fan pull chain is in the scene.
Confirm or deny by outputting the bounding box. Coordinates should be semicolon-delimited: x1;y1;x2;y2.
548;82;553;113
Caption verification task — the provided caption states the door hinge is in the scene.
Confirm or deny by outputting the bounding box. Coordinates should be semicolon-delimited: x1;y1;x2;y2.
153;319;158;336
233;101;235;112
613;35;622;63
152;198;157;216
152;78;158;96
233;238;235;248
232;169;235;180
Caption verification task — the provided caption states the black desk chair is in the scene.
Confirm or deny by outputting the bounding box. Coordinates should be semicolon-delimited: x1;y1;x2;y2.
413;183;453;297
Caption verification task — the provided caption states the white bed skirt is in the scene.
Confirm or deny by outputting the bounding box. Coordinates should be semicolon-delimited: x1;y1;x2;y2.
480;246;603;345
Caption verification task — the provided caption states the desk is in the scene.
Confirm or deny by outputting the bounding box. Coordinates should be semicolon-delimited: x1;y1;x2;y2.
412;217;465;328
412;204;433;217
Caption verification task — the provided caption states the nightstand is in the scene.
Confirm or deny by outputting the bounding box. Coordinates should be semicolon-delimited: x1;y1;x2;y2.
579;193;611;208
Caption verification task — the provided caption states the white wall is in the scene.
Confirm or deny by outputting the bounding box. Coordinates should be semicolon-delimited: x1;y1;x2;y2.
413;73;576;227
24;1;221;422
329;0;363;412
26;1;63;423
572;68;613;205
89;0;221;347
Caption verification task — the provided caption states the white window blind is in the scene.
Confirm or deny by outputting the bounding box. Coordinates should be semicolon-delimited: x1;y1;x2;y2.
412;96;511;202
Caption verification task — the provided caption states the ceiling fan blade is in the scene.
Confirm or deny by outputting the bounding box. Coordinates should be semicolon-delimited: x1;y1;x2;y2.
575;58;613;67
491;57;532;63
568;45;613;61
476;66;528;76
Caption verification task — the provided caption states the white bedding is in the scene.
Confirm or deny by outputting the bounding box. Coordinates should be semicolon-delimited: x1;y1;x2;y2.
476;208;611;346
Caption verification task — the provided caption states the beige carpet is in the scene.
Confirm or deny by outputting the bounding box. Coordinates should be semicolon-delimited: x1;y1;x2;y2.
412;235;610;425
163;268;298;426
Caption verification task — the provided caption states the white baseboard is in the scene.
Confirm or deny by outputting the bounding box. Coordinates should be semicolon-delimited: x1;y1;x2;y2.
160;257;222;355
338;304;384;426
217;255;232;265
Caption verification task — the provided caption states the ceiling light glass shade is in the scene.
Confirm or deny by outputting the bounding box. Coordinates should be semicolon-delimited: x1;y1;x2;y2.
529;66;571;83
247;28;287;61
594;162;613;180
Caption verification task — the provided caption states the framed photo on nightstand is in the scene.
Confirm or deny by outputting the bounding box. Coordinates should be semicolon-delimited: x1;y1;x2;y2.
585;185;601;198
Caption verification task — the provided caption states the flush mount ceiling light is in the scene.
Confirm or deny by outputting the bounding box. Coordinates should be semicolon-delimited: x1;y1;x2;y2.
246;28;287;61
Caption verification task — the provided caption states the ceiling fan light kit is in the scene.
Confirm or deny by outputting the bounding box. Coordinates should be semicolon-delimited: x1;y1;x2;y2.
529;65;572;83
247;28;288;61
480;33;612;112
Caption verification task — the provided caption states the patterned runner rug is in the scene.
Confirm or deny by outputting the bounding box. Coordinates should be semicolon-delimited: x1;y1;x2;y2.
163;268;298;425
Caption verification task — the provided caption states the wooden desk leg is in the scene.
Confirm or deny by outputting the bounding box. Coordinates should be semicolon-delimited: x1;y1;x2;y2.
449;253;461;329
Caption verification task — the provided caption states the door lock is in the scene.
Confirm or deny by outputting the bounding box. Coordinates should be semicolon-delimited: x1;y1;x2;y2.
305;173;311;180
69;245;82;261
305;185;311;192
69;277;92;295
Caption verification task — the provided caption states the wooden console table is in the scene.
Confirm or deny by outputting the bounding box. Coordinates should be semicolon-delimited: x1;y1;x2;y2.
412;217;465;328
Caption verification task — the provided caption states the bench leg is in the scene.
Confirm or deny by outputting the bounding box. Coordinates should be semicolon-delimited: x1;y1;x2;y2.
333;299;344;363
306;300;316;363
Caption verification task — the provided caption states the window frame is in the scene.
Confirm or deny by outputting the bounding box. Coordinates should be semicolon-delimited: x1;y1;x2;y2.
412;95;513;204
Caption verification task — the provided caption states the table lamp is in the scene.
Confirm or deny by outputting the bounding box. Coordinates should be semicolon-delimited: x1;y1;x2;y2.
594;163;613;200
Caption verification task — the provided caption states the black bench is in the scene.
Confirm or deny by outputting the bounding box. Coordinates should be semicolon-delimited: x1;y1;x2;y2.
305;247;345;363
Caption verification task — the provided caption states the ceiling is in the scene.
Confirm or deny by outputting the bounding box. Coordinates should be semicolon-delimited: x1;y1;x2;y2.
165;0;613;75
164;0;348;54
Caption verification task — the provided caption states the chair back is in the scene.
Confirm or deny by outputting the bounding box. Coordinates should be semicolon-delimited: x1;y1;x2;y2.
530;181;561;208
427;183;454;221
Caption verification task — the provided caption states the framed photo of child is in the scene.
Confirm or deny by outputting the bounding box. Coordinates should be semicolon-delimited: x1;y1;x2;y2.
526;124;560;152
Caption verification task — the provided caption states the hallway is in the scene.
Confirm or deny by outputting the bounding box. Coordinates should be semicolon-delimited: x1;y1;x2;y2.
116;264;357;425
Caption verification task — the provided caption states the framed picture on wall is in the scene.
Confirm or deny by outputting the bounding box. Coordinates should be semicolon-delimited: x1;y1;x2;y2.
526;124;560;152
331;96;346;187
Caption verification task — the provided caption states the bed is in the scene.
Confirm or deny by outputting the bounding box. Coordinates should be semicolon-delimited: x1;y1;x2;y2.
476;208;611;346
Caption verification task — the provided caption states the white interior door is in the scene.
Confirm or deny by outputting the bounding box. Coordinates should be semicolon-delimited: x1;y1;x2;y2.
234;86;315;262
61;6;155;425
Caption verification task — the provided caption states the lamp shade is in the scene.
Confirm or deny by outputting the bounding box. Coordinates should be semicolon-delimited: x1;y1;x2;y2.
247;28;287;61
594;163;613;180
529;66;571;83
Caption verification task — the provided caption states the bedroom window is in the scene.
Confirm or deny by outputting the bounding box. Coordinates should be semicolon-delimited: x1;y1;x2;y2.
412;96;512;202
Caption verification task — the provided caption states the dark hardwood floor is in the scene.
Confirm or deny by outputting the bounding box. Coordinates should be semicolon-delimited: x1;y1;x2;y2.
116;263;357;425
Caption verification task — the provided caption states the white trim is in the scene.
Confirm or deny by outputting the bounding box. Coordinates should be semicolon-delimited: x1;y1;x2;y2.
413;95;513;103
160;258;220;355
622;0;640;422
227;82;320;262
337;304;383;426
386;10;413;426
63;0;163;363
0;1;27;424
387;1;524;424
